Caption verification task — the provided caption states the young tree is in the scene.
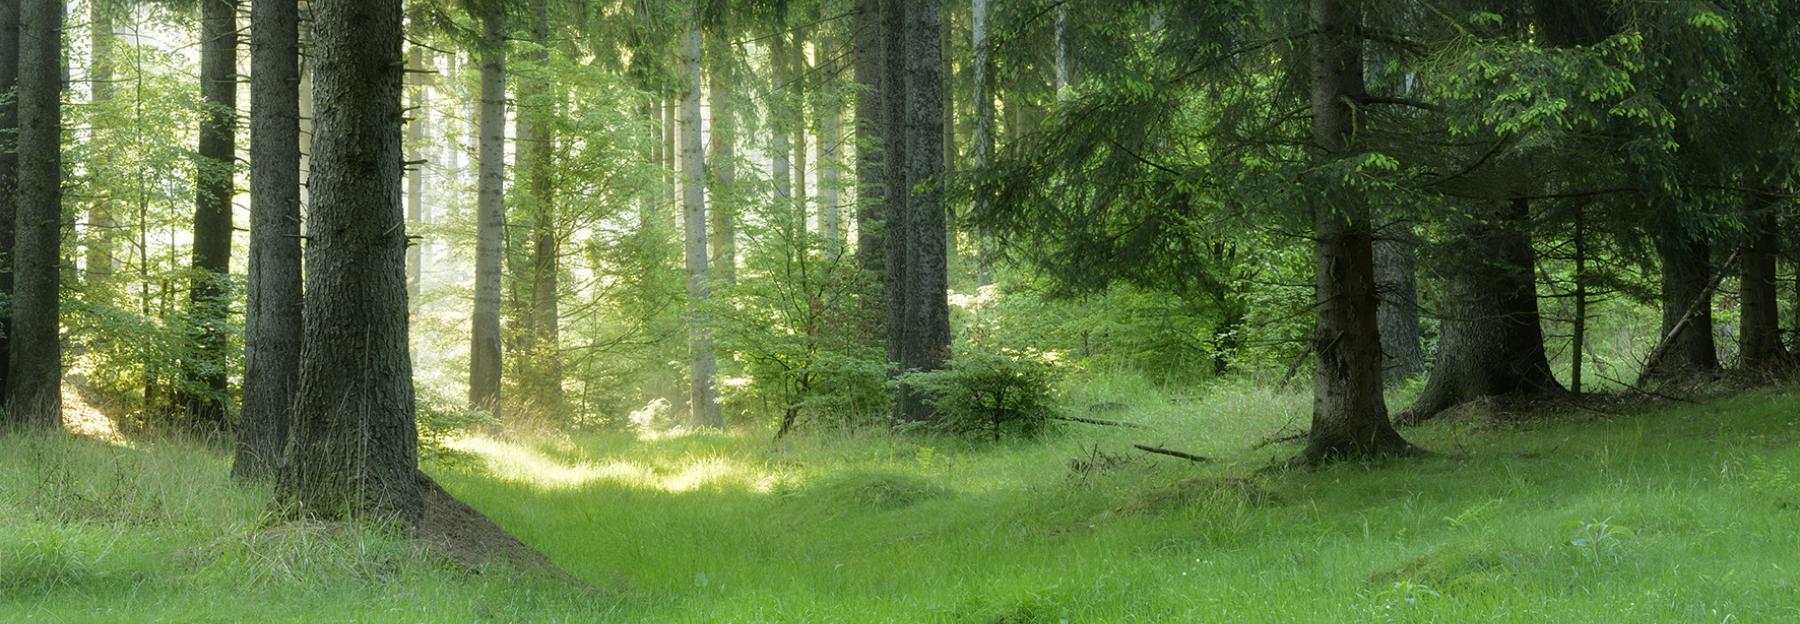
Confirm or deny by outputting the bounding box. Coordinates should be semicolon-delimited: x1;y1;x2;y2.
276;0;421;527
470;0;506;418
235;0;303;481
680;25;721;428
6;0;63;428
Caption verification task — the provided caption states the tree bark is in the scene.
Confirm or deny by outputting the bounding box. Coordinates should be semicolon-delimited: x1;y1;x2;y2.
892;0;951;423
275;0;421;528
1396;199;1562;424
1645;208;1719;377
0;0;18;410
4;0;60;427
519;0;561;413
771;33;793;225
183;0;238;430
1373;223;1424;380
792;25;809;231
853;0;886;279
86;0;115;281
1299;0;1414;462
235;0;304;481
1737;190;1786;370
707;30;737;285
470;5;505;418
681;27;722;429
881;0;908;373
971;0;994;287
405;43;426;306
818;22;842;244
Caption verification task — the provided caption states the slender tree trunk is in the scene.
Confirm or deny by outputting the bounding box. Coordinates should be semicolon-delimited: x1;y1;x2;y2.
235;0;303;481
818;23;842;245
1373;223;1424;380
7;0;62;428
771;33;793;226
1645;209;1719;377
520;0;561;413
183;0;238;430
681;27;722;428
275;0;421;528
881;0;909;374
405;43;426;305
1299;0;1414;462
1571;205;1588;393
971;0;993;287
470;6;506;417
1396;199;1562;424
852;0;885;278
663;98;677;205
707;31;737;285
1738;190;1787;370
0;0;17;410
793;28;810;232
86;0;114;281
893;0;951;423
1053;3;1069;97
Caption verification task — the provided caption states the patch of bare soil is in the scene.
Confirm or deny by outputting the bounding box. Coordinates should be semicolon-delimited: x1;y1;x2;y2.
417;472;586;587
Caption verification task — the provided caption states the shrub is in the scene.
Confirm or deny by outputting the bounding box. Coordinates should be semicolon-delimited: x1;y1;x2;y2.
900;348;1064;441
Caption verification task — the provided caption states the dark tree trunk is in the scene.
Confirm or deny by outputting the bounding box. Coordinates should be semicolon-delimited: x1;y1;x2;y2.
881;0;908;373
1645;209;1719;377
235;0;304;481
1374;223;1424;381
6;0;62;428
470;6;505;417
1299;0;1414;463
1397;199;1562;424
707;29;736;285
86;0;115;280
519;0;561;413
852;0;886;279
0;0;18;411
275;0;421;528
183;0;239;430
680;27;722;429
1738;190;1787;370
892;0;951;423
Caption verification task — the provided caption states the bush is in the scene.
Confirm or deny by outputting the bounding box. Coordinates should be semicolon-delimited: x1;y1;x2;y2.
900;348;1065;441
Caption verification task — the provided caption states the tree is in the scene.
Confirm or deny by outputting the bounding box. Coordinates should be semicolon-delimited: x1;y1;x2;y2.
182;0;238;429
518;0;563;413
970;0;993;287
1373;225;1424;380
235;0;303;481
680;25;721;429
86;0;115;281
706;19;737;285
6;0;63;428
470;0;506;418
852;0;885;278
276;0;421;527
889;0;951;423
0;0;17;411
405;39;428;305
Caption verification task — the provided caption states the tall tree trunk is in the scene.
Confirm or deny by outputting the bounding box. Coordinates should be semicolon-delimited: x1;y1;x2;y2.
852;0;885;278
971;0;993;287
771;33;792;226
405;43;426;306
86;0;114;280
1373;223;1424;380
520;0;561;413
184;0;238;430
818;23;842;244
276;0;421;528
1299;0;1413;462
1053;3;1069;97
1738;190;1786;370
1645;210;1719;377
892;0;951;423
707;31;737;285
470;6;505;417
235;0;304;481
0;0;17;410
881;0;909;376
940;12;956;275
1396;199;1562;424
792;26;809;231
681;27;722;428
7;0;61;427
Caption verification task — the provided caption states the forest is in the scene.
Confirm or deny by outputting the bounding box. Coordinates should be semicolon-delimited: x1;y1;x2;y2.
4;0;1800;620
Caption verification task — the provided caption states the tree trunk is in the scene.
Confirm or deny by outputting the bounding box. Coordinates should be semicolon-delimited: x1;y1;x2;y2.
1053;3;1069;97
792;26;810;232
405;43;426;306
520;0;561;413
183;0;238;430
771;34;793;227
0;0;17;410
235;0;304;481
1645;209;1719;377
470;6;506;417
940;12;956;275
971;0;994;287
86;0;115;281
707;31;737;285
818;24;842;245
275;0;422;528
1738;190;1787;370
1299;0;1414;463
853;0;886;279
4;0;61;427
1396;199;1562;424
681;27;722;429
881;0;909;372
892;0;951;423
1373;223;1425;381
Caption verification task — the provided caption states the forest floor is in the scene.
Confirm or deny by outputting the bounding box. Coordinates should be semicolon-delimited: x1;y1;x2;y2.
4;373;1799;622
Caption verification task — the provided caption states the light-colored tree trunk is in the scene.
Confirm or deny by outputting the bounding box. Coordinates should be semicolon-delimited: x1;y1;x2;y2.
707;31;737;284
681;27;722;428
972;0;993;286
405;43;427;306
771;34;793;225
470;6;506;417
87;0;115;280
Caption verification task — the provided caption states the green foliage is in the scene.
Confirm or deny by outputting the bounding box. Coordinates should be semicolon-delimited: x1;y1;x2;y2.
900;347;1064;441
416;388;501;465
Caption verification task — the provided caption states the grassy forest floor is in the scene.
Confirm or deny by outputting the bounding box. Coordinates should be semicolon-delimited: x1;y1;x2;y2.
4;373;1800;622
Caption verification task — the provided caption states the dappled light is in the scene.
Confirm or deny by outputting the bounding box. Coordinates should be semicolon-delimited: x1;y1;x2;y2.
444;434;776;494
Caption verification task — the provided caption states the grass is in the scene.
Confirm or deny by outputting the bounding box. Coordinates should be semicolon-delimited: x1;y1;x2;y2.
5;372;1800;622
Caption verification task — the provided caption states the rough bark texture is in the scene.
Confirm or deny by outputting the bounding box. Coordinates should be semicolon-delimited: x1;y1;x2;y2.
183;0;238;430
1396;199;1562;424
707;30;736;285
0;0;17;410
1646;209;1719;377
1373;225;1425;380
881;0;908;373
852;0;886;278
86;0;114;280
893;0;951;423
1737;190;1786;370
275;0;421;527
469;6;505;418
6;0;62;428
405;43;426;305
681;28;721;429
520;0;561;413
235;0;303;481
1300;0;1413;463
971;0;994;287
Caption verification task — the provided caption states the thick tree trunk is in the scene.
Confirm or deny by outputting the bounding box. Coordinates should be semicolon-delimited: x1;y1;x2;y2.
235;0;304;481
1396;199;1562;424
405;43;426;305
892;0;951;423
681;27;722;429
519;0;561;413
1645;209;1719;377
470;7;505;417
707;32;737;285
881;0;909;371
1373;224;1425;380
0;0;17;410
853;0;886;278
971;0;994;287
5;0;61;427
86;0;115;280
1738;190;1786;370
1299;0;1413;463
183;0;238;430
275;0;422;528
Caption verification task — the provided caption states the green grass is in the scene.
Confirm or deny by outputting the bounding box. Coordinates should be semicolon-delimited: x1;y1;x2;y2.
6;373;1800;622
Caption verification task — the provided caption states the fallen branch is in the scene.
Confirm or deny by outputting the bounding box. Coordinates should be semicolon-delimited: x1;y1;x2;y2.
1132;444;1210;463
1634;249;1739;389
1052;414;1147;429
1250;430;1308;450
